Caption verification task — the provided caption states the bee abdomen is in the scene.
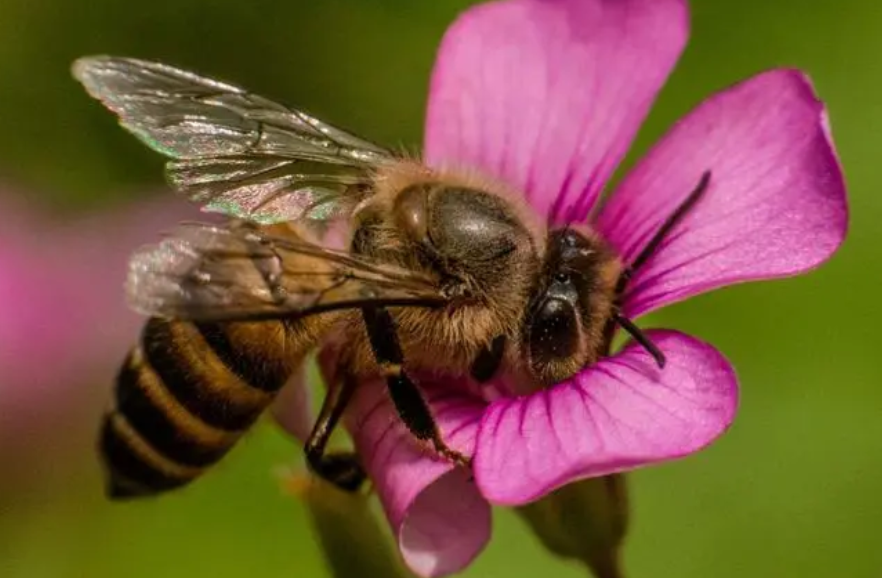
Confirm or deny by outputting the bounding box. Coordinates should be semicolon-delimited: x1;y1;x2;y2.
101;317;302;499
99;411;203;498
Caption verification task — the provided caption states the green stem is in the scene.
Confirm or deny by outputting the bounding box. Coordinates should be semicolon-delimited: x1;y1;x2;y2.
283;471;415;578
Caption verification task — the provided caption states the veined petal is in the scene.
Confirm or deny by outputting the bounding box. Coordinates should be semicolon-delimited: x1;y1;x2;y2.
344;377;489;578
424;0;688;224
596;69;848;318
473;331;737;505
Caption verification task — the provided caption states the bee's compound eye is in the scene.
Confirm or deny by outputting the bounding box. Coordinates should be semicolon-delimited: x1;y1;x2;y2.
528;296;579;362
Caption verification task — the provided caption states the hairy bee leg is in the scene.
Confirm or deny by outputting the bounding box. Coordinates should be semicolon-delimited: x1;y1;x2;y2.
304;375;366;492
470;335;507;383
362;306;471;468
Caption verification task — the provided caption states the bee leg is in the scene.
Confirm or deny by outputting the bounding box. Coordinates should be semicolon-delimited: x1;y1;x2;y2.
304;375;366;492
470;335;506;383
362;306;471;468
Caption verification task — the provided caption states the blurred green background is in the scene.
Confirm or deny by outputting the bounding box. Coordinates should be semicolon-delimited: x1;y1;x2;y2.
0;0;879;577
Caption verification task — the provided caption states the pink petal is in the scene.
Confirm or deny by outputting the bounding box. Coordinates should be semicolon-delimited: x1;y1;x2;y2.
344;377;489;578
0;200;59;396
424;0;688;224
270;368;313;443
0;192;198;444
596;69;848;318
474;330;737;505
57;196;204;371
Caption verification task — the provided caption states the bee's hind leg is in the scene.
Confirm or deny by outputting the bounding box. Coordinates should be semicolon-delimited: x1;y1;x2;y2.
304;374;366;492
361;305;471;468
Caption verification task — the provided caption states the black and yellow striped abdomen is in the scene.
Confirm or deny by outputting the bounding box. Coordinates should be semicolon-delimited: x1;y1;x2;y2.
100;316;316;499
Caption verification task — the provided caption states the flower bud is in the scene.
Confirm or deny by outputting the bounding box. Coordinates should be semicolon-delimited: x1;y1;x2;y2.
517;474;628;578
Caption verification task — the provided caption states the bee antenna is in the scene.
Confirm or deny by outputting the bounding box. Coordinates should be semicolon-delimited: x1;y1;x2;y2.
614;313;665;368
561;219;575;237
628;171;711;274
615;171;711;298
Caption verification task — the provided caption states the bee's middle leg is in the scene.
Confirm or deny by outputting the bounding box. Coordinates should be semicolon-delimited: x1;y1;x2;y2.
361;306;471;467
304;374;366;492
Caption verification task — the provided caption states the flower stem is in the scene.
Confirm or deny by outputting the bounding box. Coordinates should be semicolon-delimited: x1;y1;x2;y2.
282;470;415;578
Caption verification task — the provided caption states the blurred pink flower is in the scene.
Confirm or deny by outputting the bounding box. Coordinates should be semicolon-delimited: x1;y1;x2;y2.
280;0;848;576
0;188;197;457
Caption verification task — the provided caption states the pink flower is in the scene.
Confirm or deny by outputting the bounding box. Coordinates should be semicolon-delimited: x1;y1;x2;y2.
278;0;848;575
0;189;197;460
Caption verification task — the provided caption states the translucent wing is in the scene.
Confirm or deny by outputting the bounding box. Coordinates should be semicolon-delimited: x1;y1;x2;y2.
72;55;393;224
127;222;447;322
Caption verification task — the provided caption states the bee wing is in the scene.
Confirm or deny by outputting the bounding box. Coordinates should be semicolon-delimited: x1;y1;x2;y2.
127;222;447;322
72;56;393;224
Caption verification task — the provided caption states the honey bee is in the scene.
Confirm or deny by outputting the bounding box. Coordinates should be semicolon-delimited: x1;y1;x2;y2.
74;56;709;499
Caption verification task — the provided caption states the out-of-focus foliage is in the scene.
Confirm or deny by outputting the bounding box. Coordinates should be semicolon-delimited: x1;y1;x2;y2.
0;1;880;577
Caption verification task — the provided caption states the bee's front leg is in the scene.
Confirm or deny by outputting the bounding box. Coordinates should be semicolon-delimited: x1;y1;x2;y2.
361;305;471;468
470;335;506;383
